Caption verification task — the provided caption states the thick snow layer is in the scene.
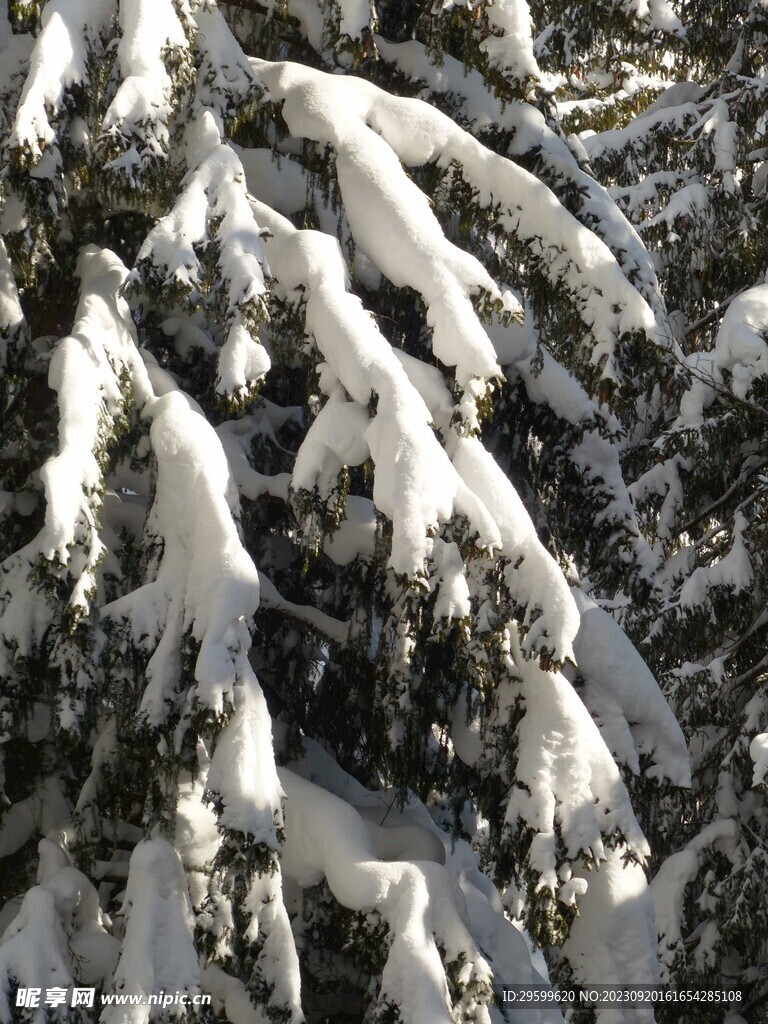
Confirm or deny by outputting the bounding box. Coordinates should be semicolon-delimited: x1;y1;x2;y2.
8;0;115;161
103;387;261;718
0;237;23;366
570;431;660;580
36;853;119;987
338;0;370;38
244;867;303;1017
0;835;118;1022
375;35;520;135
251;59;656;381
102;0;188;171
707;283;768;403
393;333;581;657
175;762;220;911
570;589;690;786
485;310;659;583
647;0;684;33
279;766;496;1023
0;248;151;687
679;512;753;610
249;196;502;576
449;686;484;768
640;181;709;233
679;284;768;423
452;437;579;663
283;733;564;1023
695;98;738;186
749;734;768;787
628;454;687;541
369;39;667;340
233;145;308;215
203;963;293;1024
428;538;471;621
650;819;739;979
583;103;702;165
20;255;280;880
72;719;119;844
205;666;283;848
292;396;370;496
216;407;294;505
217;313;271;398
192;2;256;115
563;847;660;1023
323;495;377;565
133;110;269;399
481;0;541;85
505;632;650;891
0;885;72;1024
0;777;69;859
258;572;349;643
103;838;200;1023
259;0;324;51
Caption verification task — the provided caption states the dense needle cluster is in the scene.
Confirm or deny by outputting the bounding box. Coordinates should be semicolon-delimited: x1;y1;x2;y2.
0;1;765;1023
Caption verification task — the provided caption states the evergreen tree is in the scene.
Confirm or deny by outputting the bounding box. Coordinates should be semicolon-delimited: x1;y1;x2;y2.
572;2;768;1019
0;1;744;1023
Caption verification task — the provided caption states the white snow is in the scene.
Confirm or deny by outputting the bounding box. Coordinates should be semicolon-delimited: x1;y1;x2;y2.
452;437;579;663
0;886;72;1024
249;195;503;577
0;835;118;1023
749;733;768;786
485;309;659;583
372;45;668;335
713;283;768;399
103;838;200;1023
628;454;687;541
647;0;684;33
132;110;270;401
563;847;660;1023
675;284;768;426
101;0;188;174
8;0;116;162
205;668;283;848
292;395;370;496
192;2;256;115
481;0;541;86
103;386;261;718
282;733;564;1023
0;778;70;859
503;631;650;896
650;819;740;979
233;145;308;215
338;0;370;39
0;237;24;367
679;512;753;610
570;589;690;785
279;766;494;1024
175;760;220;907
251;58;656;382
203;964;277;1024
323;495;377;565
0;247;152;689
